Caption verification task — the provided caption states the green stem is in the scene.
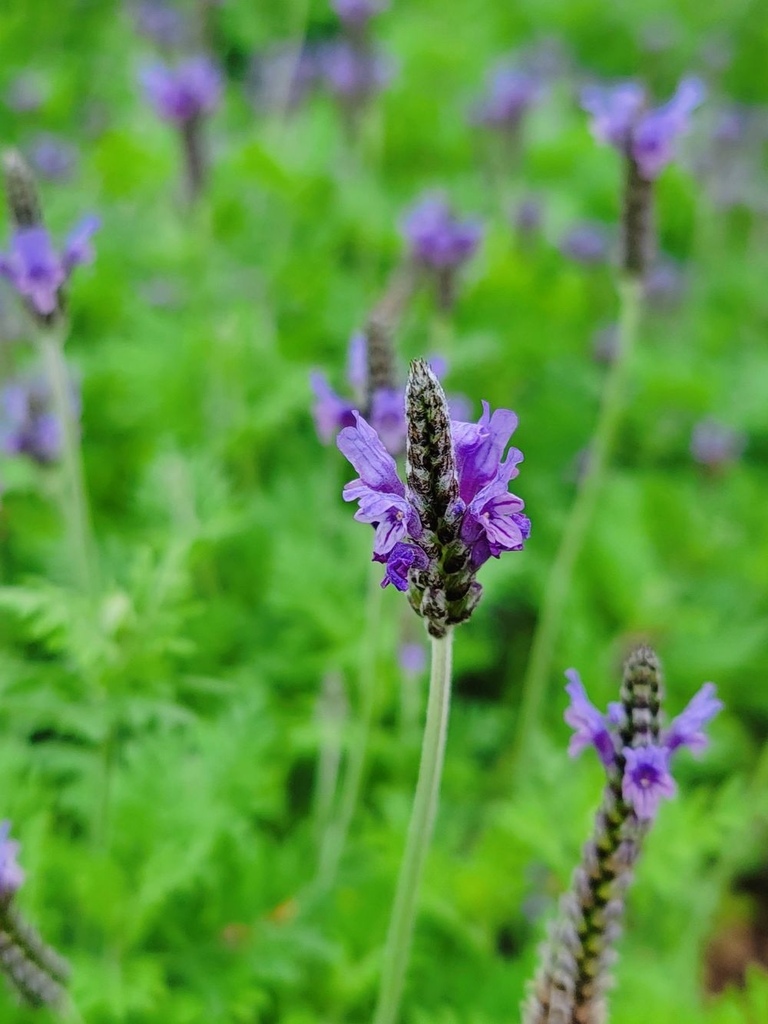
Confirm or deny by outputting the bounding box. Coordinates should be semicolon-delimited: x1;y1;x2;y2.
315;560;384;891
507;277;643;773
38;328;97;596
372;629;454;1024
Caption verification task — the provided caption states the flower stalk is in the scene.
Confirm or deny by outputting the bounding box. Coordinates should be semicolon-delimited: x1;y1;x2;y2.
372;629;453;1024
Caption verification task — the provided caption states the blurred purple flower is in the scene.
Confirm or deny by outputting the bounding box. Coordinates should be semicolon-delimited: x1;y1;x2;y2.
403;195;482;271
564;669;618;767
592;323;618;364
26;134;78;182
644;258;686;309
318;39;391;102
512;196;543;239
311;334;466;456
559;222;611;265
0;217;100;317
332;0;387;28
399;642;427;675
0;822;24;898
0;374;79;466
140;55;222;123
473;65;542;130
132;0;188;48
582;76;705;180
690;419;746;471
4;73;47;114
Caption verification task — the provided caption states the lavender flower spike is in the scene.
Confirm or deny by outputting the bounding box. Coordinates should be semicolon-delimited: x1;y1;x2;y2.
526;646;722;1024
581;77;704;275
402;195;482;310
338;360;528;635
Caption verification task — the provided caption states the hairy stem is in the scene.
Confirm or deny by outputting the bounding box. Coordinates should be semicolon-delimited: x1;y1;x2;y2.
372;629;454;1024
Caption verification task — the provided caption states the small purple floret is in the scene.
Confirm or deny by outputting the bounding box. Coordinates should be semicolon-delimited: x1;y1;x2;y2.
27;134;78;182
381;541;429;591
664;682;723;754
559;222;611;265
0;217;100;317
564;669;617;767
622;746;677;820
332;0;386;27
317;40;391;101
399;641;427;675
140;56;222;123
690;419;745;471
0;821;24;898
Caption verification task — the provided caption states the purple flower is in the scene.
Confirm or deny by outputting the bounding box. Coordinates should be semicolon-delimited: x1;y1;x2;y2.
559;222;611;265
381;541;429;591
403;196;483;271
0;822;24;898
140;56;222;123
644;258;686;309
310;372;357;443
0;374;79;466
690;419;746;471
26;134;78;183
399;642;427;675
473;65;542;130
622;746;677;820
337;412;421;557
318;40;391;102
338;397;527;589
332;0;387;27
0;217;100;317
4;73;47;114
564;669;617;767
133;1;189;48
311;335;462;456
512;197;543;238
564;670;722;821
664;683;723;754
582;77;705;180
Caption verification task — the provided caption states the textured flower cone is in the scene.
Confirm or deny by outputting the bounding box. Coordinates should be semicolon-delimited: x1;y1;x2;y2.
621;156;654;279
0;898;69;1008
2;150;43;229
405;360;480;636
524;647;662;1024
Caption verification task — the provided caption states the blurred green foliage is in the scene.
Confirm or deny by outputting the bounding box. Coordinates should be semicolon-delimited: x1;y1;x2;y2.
0;0;767;1020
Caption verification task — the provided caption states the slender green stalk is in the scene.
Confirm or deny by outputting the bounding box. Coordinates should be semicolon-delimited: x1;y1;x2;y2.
315;560;385;891
372;629;454;1024
507;278;643;772
38;328;97;596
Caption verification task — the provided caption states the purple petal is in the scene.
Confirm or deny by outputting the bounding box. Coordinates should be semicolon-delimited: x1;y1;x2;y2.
62;214;100;273
664;682;723;755
337;411;404;496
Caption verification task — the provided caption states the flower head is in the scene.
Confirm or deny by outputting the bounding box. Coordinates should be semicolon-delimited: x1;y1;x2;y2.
559;222;611;265
690;419;746;471
0;217;100;318
473;65;542;130
317;40;391;102
140;56;222;123
338;362;528;634
564;658;722;822
332;0;386;28
26;134;78;183
0;821;24;898
402;196;482;271
133;0;189;48
582;76;705;180
622;746;676;820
